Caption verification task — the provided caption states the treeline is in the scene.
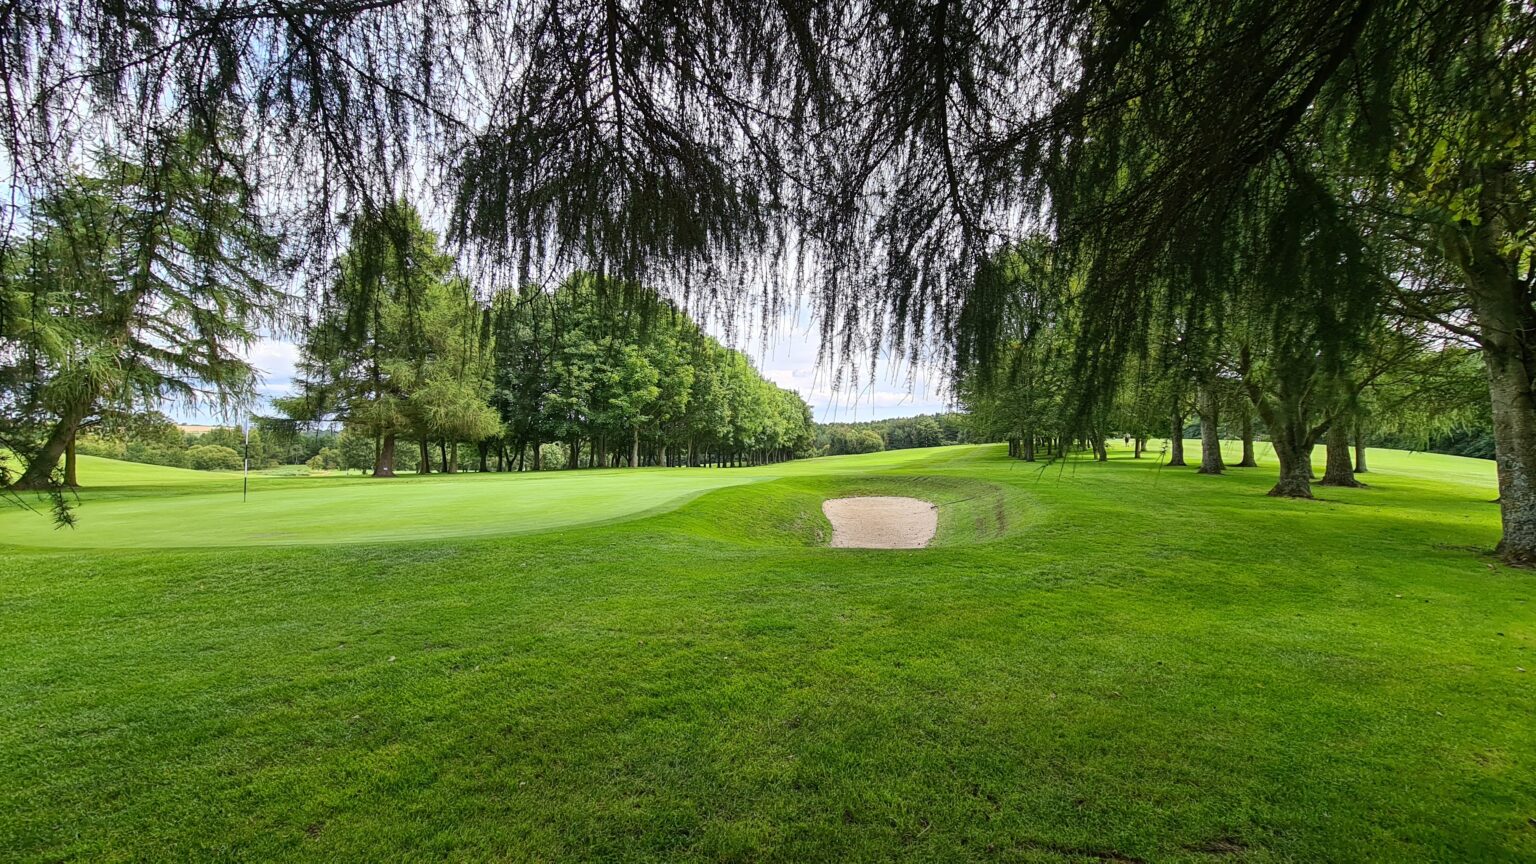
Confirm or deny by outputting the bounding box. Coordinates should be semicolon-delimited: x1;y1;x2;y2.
958;239;1491;484
278;202;815;475
71;412;380;475
814;414;969;456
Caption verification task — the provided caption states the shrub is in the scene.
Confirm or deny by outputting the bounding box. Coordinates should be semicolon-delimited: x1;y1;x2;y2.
123;442;190;468
186;444;243;471
306;447;341;471
74;436;126;459
337;427;375;471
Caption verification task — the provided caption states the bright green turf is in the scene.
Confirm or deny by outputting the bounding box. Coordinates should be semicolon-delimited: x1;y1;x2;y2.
3;444;1533;862
0;447;955;548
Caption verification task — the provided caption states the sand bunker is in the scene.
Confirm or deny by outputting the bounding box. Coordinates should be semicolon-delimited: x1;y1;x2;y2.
822;496;937;549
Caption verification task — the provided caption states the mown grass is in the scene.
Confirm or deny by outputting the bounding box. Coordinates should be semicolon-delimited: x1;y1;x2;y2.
0;447;955;548
2;443;1533;862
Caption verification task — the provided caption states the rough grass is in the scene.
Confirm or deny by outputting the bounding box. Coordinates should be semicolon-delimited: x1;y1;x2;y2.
2;443;1532;862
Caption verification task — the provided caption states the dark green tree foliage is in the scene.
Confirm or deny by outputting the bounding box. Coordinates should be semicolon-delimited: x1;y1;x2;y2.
0;135;283;516
812;414;965;457
1346;7;1536;561
1223;167;1381;497
279;202;494;476
187;444;243;471
821;426;886;456
489;275;813;469
956;239;1076;462
0;1;1488;366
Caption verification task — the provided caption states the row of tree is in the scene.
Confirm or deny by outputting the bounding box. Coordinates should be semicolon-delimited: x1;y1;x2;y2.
958;237;1490;492
70;411;381;475
814;414;970;456
4;2;1531;561
278;203;815;476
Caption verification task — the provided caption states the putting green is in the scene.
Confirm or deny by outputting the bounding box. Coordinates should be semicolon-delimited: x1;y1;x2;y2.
0;447;967;548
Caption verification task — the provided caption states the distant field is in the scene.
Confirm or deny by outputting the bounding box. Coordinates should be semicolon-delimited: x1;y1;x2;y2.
3;443;1531;862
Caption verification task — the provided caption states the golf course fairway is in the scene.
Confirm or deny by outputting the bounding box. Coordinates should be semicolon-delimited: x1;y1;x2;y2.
2;442;1532;862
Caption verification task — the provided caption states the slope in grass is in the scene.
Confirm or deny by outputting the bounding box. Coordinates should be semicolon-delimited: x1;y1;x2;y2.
0;447;966;548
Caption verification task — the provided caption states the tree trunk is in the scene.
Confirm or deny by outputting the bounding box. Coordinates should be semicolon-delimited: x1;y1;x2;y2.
1024;437;1036;462
373;433;397;477
14;404;87;491
1434;162;1536;564
1268;426;1314;498
1237;407;1258;467
1353;423;1368;473
1321;421;1363;487
631;426;640;468
1196;383;1223;475
478;441;490;473
418;438;431;474
64;433;78;488
1168;405;1187;467
1479;330;1536;563
568;438;580;469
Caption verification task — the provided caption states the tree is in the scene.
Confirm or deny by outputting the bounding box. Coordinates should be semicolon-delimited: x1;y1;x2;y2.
1354;7;1536;560
9;0;1525;555
491;285;560;470
955;239;1072;462
337;425;377;473
1;1;1495;370
279;201;458;478
2;134;283;499
487;274;810;472
408;277;499;473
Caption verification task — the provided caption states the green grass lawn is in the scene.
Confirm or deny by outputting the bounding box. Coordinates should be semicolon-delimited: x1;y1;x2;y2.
0;447;952;548
3;443;1533;862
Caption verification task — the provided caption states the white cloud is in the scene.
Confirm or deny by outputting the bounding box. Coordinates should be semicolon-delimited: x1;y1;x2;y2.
738;307;952;422
248;339;301;396
167;337;300;424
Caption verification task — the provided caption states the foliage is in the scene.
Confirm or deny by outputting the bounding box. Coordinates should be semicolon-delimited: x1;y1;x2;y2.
336;427;377;473
306;448;342;472
814;414;967;456
278;202;490;475
489;275;814;468
186;444;244;471
821;426;886;456
0;132;284;512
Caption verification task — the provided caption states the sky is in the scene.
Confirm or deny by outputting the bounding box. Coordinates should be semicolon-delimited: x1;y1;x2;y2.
172;304;953;427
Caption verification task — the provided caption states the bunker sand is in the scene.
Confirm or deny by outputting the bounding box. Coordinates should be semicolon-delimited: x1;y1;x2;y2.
822;496;938;548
